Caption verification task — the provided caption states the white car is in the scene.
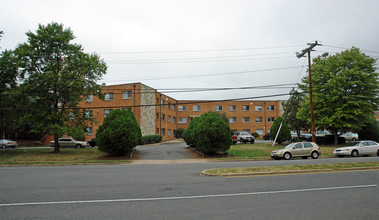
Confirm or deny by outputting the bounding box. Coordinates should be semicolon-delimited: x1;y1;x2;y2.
333;140;379;157
49;137;89;148
237;131;255;144
340;132;359;142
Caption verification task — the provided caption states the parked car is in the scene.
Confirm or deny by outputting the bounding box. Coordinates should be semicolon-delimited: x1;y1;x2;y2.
300;133;312;140
340;132;359;142
333;140;379;157
263;133;271;140
49;137;89;148
87;138;96;147
237;131;255;144
271;142;321;160
231;132;238;145
0;139;18;149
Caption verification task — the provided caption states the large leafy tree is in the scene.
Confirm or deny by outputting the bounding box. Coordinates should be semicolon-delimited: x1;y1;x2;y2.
282;88;307;139
298;47;379;144
13;22;107;152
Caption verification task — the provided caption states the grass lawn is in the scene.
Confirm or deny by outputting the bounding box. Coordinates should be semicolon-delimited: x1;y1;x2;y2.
226;143;339;160
202;161;379;176
0;148;132;166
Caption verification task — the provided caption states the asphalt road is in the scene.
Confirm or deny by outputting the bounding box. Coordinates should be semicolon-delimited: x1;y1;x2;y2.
1;155;378;219
134;141;198;160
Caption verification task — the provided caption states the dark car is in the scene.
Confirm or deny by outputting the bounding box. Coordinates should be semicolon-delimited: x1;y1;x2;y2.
87;138;96;147
263;133;271;140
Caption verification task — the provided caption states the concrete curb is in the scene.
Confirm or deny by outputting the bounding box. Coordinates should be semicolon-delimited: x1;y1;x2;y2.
201;166;379;177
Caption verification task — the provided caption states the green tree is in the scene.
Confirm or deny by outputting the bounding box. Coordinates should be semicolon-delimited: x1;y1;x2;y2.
282;88;307;139
298;48;379;144
270;117;291;144
182;117;199;147
96;109;142;155
190;112;232;154
13;22;107;152
358;117;379;142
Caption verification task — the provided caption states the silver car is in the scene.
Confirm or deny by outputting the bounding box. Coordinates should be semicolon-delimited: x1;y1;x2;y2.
49;138;89;148
333;140;379;157
0;139;18;149
271;142;321;160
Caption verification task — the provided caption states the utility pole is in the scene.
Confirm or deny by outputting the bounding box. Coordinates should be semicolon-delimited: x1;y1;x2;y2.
296;41;321;143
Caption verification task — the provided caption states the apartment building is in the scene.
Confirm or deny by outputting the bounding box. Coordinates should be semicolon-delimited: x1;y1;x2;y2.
79;83;283;141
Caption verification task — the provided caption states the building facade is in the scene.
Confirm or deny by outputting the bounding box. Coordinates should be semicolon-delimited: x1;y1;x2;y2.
79;83;283;141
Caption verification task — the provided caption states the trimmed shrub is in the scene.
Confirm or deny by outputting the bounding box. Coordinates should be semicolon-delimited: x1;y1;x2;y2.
189;112;232;154
139;135;162;145
175;128;185;138
270;117;291;144
96;109;142;155
306;135;346;145
251;132;259;138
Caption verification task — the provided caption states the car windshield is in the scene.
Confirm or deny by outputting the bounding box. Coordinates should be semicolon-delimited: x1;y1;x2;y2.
284;143;296;149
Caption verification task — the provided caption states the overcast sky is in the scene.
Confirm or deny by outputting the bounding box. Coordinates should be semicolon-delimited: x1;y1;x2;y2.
1;0;379;100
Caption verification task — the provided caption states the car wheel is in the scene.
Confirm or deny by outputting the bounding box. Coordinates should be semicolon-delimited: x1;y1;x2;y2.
250;139;254;144
76;144;82;149
311;151;319;159
377;150;379;157
351;150;358;157
283;152;291;160
301;156;308;159
1;145;5;149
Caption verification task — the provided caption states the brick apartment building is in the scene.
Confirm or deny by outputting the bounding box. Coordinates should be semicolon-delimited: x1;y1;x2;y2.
79;83;283;141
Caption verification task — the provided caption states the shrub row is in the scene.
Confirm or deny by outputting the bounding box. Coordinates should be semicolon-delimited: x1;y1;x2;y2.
305;135;346;145
139;135;162;145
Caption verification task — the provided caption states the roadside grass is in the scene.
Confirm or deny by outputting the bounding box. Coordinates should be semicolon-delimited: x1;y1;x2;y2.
0;148;131;166
202;161;379;176
224;143;339;160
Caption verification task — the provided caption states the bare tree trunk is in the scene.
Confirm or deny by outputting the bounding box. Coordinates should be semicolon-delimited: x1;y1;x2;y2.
334;133;339;145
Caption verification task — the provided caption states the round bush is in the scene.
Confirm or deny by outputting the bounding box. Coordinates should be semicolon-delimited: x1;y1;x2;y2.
270;117;291;144
183;117;199;147
96;109;142;155
175;128;185;138
191;112;232;154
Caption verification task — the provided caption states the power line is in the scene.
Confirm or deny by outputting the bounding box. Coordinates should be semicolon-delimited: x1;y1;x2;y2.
99;45;304;55
324;45;379;54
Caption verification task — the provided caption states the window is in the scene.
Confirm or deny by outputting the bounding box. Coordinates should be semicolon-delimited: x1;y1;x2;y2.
161;129;165;136
215;105;223;111
255;105;262;111
161;99;165;107
104;93;113;101
85;127;93;136
122;91;132;99
256;129;263;135
122;108;131;111
173;104;176;110
229;105;236;111
85;95;93;103
268;117;275;122
178;105;187;111
173;130;176;137
242;117;250;123
304;143;313;148
256;117;263;123
157;128;159;135
242;105;250;111
104;109;113;117
167;102;171;109
193;105;201;112
85;110;93;119
161;114;165;121
229;117;237;123
168;129;171;137
173;117;176;123
156;113;159;121
268;105;275;111
179;117;187;124
168;115;171;123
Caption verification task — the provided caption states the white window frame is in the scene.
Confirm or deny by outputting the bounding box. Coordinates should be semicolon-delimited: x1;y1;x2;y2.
105;92;113;101
229;117;237;123
256;129;264;135
215;105;223;111
85;110;93;119
268;105;275;111
178;105;187;111
85;127;93;136
193;105;201;112
256;117;263;123
179;117;187;124
229;105;236;111
255;105;262;111
104;109;113;117
122;91;132;99
85;95;93;103
268;117;275;122
242;117;250;123
242;105;249;111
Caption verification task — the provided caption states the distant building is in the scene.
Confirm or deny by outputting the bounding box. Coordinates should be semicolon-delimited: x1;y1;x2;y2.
78;83;283;141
